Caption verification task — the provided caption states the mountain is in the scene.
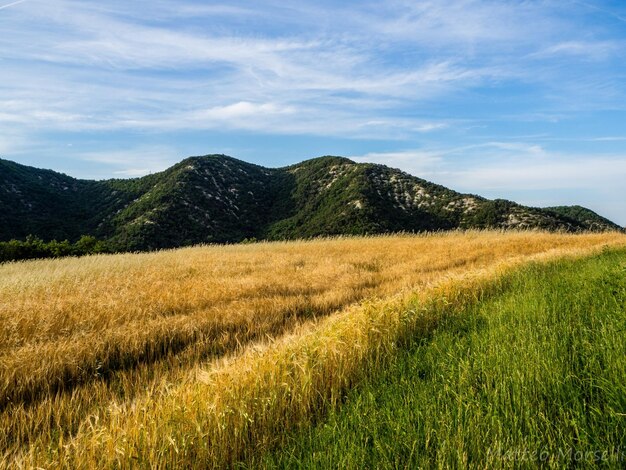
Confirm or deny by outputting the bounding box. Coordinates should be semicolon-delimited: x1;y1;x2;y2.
0;155;621;250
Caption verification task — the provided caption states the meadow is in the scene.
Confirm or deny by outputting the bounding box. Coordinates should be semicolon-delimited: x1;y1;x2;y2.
1;231;624;468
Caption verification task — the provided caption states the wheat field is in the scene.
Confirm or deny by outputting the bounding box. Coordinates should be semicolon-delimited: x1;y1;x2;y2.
1;231;625;468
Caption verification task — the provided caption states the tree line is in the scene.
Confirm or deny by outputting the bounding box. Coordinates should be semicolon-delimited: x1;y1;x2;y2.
0;235;109;263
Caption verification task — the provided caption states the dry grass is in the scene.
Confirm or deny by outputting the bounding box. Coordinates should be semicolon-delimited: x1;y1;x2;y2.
1;231;624;468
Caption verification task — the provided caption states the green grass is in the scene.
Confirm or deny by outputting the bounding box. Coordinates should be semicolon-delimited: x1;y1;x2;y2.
254;248;626;469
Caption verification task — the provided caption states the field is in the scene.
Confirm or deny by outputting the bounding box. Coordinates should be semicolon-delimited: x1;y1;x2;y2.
1;231;625;468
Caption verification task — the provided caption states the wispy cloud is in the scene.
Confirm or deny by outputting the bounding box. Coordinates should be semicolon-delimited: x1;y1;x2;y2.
573;1;626;25
0;0;29;11
0;0;604;137
351;149;444;176
531;40;621;61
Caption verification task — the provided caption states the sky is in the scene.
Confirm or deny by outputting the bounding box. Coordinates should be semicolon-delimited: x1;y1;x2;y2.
1;0;625;225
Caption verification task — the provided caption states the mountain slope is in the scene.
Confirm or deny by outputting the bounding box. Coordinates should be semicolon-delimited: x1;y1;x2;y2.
544;205;620;231
0;159;116;241
0;155;621;250
102;156;278;249
264;157;621;237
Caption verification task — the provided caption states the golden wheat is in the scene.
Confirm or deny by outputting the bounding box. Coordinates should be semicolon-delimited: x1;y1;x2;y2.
1;231;624;467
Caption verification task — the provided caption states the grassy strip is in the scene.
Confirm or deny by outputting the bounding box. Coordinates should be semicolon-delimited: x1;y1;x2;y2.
256;248;626;469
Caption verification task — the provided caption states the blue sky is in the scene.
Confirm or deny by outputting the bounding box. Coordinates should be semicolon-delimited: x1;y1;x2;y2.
1;0;625;225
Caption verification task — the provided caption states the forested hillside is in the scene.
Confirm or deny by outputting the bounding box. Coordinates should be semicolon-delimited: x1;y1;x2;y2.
0;155;621;253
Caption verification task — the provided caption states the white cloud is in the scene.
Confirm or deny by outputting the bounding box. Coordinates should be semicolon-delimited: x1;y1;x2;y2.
589;137;626;142
194;101;296;121
412;123;448;132
481;142;548;158
448;157;626;191
531;41;621;61
72;146;182;178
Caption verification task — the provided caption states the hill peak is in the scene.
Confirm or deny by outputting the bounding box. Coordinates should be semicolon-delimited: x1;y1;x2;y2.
289;155;355;167
179;154;259;168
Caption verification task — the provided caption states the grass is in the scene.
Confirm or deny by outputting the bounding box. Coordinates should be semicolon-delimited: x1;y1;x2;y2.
0;231;624;467
257;248;626;469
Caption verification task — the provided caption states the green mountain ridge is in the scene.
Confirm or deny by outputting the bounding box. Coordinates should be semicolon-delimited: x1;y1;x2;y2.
0;154;621;250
